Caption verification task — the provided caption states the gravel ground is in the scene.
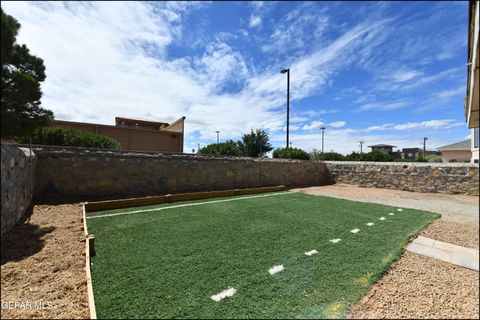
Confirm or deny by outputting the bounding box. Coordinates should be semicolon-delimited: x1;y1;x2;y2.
1;203;89;319
293;184;479;225
420;219;479;249
349;252;479;319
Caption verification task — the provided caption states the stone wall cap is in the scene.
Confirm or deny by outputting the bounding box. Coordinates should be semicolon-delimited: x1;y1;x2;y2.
323;160;479;168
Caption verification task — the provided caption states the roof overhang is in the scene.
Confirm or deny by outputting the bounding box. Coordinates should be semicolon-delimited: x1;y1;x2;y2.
466;1;479;128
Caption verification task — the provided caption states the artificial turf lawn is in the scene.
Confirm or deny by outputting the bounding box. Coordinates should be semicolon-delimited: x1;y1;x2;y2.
87;191;439;319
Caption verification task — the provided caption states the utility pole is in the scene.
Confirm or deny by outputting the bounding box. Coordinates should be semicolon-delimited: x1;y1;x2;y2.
320;127;326;153
215;131;220;144
197;143;200;153
359;141;364;154
423;137;428;159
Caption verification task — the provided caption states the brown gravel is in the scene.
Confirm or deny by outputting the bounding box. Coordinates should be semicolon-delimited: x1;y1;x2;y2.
349;252;479;319
420;219;479;249
1;203;89;319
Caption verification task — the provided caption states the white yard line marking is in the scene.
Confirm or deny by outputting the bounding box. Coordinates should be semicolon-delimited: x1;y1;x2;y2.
211;288;237;302
268;265;284;275
379;217;386;221
87;192;292;219
350;228;360;234
389;212;394;216
396;208;403;212
305;249;318;256
329;238;341;243
366;222;374;226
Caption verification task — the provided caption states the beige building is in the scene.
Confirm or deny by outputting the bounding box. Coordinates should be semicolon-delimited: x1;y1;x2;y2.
437;140;472;163
51;116;185;153
465;1;479;162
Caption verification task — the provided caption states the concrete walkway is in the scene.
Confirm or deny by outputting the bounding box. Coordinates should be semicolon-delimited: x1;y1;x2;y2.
292;184;479;225
407;236;479;271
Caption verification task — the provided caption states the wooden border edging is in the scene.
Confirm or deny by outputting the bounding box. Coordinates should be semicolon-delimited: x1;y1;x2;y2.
82;204;97;319
84;185;286;213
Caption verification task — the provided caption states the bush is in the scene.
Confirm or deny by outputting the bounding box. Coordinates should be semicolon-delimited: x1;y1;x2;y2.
198;140;243;156
273;147;310;160
310;150;345;161
17;127;121;149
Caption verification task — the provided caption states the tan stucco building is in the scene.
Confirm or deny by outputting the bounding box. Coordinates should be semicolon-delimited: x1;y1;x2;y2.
50;116;185;153
465;1;479;162
437;140;472;163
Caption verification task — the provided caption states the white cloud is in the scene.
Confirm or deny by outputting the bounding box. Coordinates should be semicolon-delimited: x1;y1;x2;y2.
329;121;346;128
392;69;423;82
434;87;465;99
358;101;408;111
365;119;463;132
249;15;262;28
302;120;325;131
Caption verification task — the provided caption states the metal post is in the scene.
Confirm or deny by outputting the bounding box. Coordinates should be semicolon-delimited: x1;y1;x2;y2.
320;127;326;153
423;137;428;159
286;70;290;149
359;141;364;154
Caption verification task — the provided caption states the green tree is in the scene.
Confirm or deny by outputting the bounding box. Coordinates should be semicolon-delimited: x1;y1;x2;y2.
1;9;53;138
238;129;272;157
199;140;243;156
273;147;310;160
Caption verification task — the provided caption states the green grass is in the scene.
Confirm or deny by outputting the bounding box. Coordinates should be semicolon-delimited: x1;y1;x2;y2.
87;192;439;319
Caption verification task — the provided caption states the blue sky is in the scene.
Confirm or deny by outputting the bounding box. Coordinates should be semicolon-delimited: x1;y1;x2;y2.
2;1;471;154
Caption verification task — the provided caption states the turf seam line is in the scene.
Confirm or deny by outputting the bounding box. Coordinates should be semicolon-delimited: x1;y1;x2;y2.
86;192;293;219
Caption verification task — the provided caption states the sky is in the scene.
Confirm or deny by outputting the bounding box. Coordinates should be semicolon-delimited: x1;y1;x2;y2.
2;1;472;154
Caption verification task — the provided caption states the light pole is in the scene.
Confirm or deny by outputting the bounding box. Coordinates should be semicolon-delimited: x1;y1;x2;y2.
359;141;364;154
215;130;220;149
423;137;428;159
320;127;326;153
280;68;290;149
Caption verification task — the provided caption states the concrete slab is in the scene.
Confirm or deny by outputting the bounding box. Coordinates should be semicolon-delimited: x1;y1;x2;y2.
407;236;479;271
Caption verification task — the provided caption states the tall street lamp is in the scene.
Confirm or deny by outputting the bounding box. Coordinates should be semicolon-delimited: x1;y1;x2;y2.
215;130;220;145
320;127;326;153
280;68;290;149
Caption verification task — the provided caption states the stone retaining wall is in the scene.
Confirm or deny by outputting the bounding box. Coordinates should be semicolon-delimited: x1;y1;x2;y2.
324;161;479;196
32;145;329;199
1;144;36;237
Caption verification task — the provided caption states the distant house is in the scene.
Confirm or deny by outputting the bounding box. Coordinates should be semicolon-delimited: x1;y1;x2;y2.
437;140;472;163
465;1;479;163
368;144;396;155
402;148;421;160
50;116;185;153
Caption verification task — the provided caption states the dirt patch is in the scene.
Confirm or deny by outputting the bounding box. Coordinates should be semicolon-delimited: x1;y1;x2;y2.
1;203;89;319
349;252;479;319
420;219;479;249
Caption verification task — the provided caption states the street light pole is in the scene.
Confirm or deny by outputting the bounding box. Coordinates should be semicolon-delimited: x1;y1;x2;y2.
320;127;326;153
423;137;428;159
359;141;364;154
280;68;290;149
215;131;220;145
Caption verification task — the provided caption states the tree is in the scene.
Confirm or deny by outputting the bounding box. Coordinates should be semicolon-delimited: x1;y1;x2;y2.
238;129;273;157
1;9;53;138
273;147;310;160
198;140;243;156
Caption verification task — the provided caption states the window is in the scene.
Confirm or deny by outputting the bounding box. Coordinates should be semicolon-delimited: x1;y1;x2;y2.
474;128;479;148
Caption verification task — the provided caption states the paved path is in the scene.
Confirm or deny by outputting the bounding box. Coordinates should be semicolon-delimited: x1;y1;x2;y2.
407;236;479;271
292;184;479;225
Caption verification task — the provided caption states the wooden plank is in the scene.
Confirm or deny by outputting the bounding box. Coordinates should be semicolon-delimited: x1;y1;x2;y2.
85;186;286;213
85;195;168;212
238;185;285;195
170;190;236;202
83;204;97;319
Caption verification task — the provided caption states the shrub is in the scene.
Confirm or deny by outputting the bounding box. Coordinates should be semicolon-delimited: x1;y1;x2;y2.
198;140;243;156
273;147;310;160
310;150;345;161
344;151;394;162
17;127;121;149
